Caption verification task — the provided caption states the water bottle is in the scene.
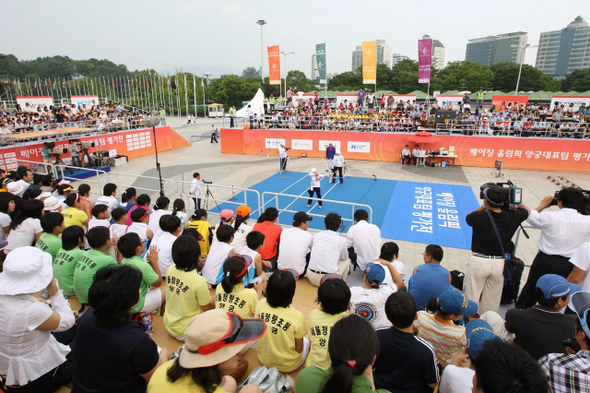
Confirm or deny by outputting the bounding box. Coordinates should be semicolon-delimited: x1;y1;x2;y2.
140;312;153;335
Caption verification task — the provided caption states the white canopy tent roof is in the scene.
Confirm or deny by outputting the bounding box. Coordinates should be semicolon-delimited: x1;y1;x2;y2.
236;88;265;117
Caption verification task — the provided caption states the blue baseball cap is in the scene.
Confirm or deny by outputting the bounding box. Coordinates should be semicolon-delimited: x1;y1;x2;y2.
365;262;385;285
466;319;499;360
571;291;590;338
438;289;478;316
536;274;581;299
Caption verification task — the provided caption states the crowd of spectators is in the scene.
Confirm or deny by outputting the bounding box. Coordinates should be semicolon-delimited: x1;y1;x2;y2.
0;101;161;135
1;165;590;392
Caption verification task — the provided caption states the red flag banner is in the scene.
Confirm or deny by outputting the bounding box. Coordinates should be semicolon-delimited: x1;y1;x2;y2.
267;45;281;86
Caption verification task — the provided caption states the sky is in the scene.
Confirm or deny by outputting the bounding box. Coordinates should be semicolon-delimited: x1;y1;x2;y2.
3;1;589;78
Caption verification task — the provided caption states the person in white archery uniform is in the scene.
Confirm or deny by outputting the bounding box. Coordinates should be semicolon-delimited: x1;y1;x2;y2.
307;168;329;209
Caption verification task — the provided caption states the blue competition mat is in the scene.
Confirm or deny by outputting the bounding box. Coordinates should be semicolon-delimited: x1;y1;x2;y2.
215;173;479;250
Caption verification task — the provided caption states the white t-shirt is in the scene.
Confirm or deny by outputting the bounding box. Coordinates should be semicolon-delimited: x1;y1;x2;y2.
5;218;42;253
570;242;590;291
350;284;397;330
0;212;11;242
127;222;150;242
438;364;474;393
309;172;329;189
346;221;382;271
308;230;348;273
152;232;178;276
109;223;128;240
190;179;202;198
277;227;313;275
231;222;252;254
202;242;233;285
88;217;111;231
148;209;171;238
95;195;119;213
401;148;411;156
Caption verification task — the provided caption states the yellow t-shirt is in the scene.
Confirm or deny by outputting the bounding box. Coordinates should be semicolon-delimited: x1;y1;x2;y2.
255;299;308;373
163;265;212;338
188;220;212;256
306;309;348;370
215;283;258;319
62;207;88;228
147;360;226;393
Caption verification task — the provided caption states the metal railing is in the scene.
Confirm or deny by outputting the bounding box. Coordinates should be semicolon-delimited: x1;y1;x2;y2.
262;191;373;227
435;119;588;138
107;171;178;201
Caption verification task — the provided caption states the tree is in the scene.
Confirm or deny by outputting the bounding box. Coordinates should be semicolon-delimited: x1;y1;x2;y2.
210;74;258;109
285;70;312;92
560;69;590;92
490;62;559;92
390;59;422;93
241;67;259;79
328;71;362;91
432;61;494;92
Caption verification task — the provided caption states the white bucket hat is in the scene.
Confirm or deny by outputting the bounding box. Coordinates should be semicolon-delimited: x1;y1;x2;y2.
0;247;53;295
7;182;23;197
44;196;62;211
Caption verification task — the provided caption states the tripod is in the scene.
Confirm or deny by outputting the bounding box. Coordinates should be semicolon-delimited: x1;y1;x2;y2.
202;184;221;211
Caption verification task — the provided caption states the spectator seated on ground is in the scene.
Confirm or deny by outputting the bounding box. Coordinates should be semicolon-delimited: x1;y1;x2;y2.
53;225;86;296
346;208;381;271
252;207;282;271
415;289;478;368
127;207;153;243
35;211;64;259
307;212;350;286
94;183;119;213
371;241;406;286
277;211;313;276
188;208;214;257
88;203;110;231
215;255;263;319
72;264;170;393
202;224;235;286
238;230;268;288
409;244;452;311
482;274;579;361
163;235;214;340
151;214;182;277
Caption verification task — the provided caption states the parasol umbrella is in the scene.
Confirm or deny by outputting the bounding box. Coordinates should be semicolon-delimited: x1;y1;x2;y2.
408;131;440;150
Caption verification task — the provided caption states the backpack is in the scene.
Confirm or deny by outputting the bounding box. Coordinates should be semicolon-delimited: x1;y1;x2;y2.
237;366;294;393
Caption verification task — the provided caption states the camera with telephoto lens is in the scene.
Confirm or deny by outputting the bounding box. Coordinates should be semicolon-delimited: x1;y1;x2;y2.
562;337;581;351
81;142;95;149
550;189;590;216
479;180;523;211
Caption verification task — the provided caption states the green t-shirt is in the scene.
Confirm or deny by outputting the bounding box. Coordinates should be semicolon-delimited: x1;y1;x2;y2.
36;233;62;260
296;367;391;393
73;249;117;304
122;255;160;313
53;247;85;295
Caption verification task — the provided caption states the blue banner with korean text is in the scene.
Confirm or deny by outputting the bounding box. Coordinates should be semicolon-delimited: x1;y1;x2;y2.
380;181;480;250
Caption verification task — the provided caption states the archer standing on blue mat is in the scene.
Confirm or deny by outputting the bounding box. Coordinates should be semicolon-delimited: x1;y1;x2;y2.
307;168;329;209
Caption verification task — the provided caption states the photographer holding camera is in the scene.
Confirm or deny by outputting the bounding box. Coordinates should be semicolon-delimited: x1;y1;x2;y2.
517;187;590;310
464;185;530;314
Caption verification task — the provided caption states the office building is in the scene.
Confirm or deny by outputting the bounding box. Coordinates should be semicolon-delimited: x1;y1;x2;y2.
391;53;409;67
465;32;528;66
351;40;392;71
423;35;446;69
311;54;319;80
536;16;590;78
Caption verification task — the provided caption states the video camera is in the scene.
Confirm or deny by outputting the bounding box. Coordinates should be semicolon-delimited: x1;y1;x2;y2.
550;188;590;216
479;180;523;211
81;142;95;149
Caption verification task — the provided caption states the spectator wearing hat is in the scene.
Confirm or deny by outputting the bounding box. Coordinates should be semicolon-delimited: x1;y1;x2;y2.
438;319;500;393
43;196;62;213
307;213;350;286
374;292;440;392
416;290;478;367
7;181;24;197
518;188;590;309
0;247;77;392
5;199;44;254
230;205;252;253
148;309;265;393
350;262;402;330
409;244;452;311
539;290;590;393
252;207;282;270
346;209;381;271
220;209;235;225
0;192;15;243
482;274;579;361
72;265;170;393
35;212;64;259
277;211;313;276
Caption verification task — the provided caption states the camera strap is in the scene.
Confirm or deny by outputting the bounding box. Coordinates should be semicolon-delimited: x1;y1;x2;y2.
485;209;506;257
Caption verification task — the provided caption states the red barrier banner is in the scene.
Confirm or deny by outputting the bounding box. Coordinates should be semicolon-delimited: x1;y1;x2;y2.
220;128;590;173
0;127;189;171
491;95;528;109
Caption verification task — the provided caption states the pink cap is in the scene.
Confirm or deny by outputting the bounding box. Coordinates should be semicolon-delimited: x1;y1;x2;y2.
220;209;234;222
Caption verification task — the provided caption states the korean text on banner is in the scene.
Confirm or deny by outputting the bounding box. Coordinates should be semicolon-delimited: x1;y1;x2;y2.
267;45;281;86
316;43;327;85
418;39;432;84
362;41;377;84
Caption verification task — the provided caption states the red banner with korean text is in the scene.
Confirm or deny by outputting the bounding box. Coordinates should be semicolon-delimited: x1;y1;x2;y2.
267;45;281;86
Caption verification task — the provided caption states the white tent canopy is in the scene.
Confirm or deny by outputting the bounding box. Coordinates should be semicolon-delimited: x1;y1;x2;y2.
236;88;265;117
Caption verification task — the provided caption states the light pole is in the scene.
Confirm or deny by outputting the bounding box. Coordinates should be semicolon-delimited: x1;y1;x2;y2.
256;20;266;82
201;73;211;118
281;51;294;98
511;43;536;94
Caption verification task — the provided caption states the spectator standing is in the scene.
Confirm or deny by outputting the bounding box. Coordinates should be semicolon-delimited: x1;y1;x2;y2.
374;292;440;393
325;143;336;169
210;124;219;143
252;207;282;270
517;188;590;309
277;211;313;276
189;172;202;210
307;213;349;286
346;209;381;271
476;88;485;111
409;244;451;311
464;185;529;314
358;88;365;107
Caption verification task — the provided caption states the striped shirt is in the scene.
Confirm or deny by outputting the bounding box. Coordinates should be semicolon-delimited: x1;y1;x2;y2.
539;350;590;393
415;311;466;367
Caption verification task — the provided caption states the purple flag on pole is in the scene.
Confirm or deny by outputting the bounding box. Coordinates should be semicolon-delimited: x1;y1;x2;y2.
418;39;432;84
